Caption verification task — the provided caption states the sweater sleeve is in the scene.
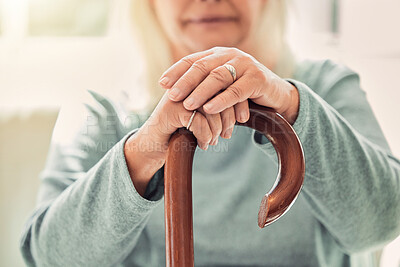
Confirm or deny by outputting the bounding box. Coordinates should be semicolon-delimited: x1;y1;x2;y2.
251;61;400;254
19;90;165;266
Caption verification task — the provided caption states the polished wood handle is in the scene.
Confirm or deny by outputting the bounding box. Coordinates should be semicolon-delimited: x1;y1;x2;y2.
164;100;305;267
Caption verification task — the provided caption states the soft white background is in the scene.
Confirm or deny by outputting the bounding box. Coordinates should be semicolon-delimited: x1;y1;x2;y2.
0;0;399;266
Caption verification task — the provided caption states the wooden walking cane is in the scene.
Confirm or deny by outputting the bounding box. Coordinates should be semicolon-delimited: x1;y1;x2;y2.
164;100;305;267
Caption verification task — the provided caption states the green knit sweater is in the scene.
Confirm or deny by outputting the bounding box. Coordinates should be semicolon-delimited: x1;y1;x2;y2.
20;59;400;266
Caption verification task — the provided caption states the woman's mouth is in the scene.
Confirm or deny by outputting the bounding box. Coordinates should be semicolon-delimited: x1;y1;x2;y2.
183;16;238;26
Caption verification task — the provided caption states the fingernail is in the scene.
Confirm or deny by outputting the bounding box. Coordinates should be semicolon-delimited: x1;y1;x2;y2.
240;111;248;122
210;137;218;146
184;98;195;108
203;143;209;150
159;77;170;87
169;88;180;100
225;128;233;139
204;102;214;111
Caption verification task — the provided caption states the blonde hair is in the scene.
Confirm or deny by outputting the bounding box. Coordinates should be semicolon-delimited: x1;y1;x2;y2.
129;0;295;113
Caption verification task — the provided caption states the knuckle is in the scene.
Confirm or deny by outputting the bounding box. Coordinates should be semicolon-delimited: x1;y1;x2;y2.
212;46;222;52
229;47;240;54
210;68;228;84
228;85;242;100
192;61;209;75
252;69;266;82
181;56;194;66
242;54;253;63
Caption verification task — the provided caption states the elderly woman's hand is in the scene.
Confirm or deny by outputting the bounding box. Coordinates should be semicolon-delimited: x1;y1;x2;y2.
124;90;228;196
158;47;300;128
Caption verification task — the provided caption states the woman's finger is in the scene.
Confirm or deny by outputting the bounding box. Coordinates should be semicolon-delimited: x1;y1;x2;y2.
182;63;243;110
203;76;255;114
197;106;222;146
234;100;250;123
168;54;229;102
220;106;236;139
161;48;244;102
168;54;236;102
158;49;214;89
186;111;213;150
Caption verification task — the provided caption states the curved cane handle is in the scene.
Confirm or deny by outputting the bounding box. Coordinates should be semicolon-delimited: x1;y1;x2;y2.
164;100;305;267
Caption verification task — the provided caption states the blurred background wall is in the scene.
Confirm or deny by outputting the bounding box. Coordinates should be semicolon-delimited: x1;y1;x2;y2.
0;0;399;266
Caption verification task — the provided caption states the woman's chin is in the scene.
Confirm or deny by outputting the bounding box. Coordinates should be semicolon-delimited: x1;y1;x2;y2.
185;38;240;52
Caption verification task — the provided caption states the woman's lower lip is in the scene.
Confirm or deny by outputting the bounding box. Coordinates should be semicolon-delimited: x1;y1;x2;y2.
185;18;237;26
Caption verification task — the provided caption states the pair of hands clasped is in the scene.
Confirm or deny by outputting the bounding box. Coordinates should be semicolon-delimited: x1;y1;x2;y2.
134;47;299;153
125;47;299;195
142;47;299;151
